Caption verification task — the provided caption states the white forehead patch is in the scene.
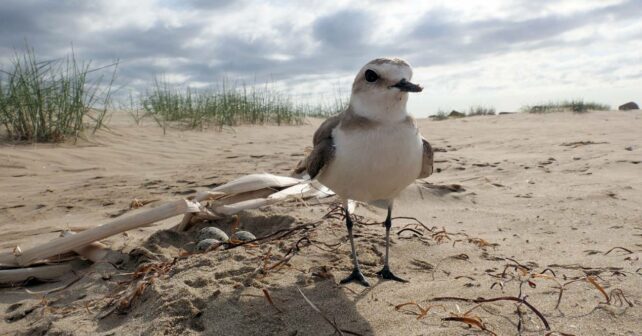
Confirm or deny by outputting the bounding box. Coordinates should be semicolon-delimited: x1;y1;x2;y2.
362;62;413;83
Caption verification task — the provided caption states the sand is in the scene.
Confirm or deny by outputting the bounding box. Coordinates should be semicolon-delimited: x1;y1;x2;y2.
0;110;640;335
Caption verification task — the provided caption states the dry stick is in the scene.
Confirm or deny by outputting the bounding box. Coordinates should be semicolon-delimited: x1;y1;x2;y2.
585;276;610;304
0;264;73;284
442;316;496;336
175;191;226;231
392;216;436;232
265;237;311;272
262;288;283;313
0;199;200;267
61;231;111;263
24;271;87;295
603;246;633;255
298;287;355;336
431;296;550;331
397;228;424;237
226;221;320;250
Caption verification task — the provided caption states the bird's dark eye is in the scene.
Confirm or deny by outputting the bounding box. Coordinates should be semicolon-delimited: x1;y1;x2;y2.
364;69;379;82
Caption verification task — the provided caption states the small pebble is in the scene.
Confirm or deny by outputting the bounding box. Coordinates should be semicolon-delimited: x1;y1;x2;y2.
232;231;256;241
198;227;229;242
625;146;633;151
196;239;221;252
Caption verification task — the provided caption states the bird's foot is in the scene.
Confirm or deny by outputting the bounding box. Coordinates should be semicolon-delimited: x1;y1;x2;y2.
376;266;408;283
340;268;370;287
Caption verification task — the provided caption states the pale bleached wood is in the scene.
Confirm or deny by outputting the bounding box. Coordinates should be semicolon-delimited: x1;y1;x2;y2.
0;263;72;284
219;188;276;204
175;191;227;232
268;180;334;201
14;200;200;267
212;198;275;216
192;191;227;202
61;231;111;263
212;173;301;194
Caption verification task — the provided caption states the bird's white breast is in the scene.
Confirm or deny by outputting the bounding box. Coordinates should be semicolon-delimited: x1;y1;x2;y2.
318;121;422;204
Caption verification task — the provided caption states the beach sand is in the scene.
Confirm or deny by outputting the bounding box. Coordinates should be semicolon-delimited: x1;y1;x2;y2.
1;110;641;335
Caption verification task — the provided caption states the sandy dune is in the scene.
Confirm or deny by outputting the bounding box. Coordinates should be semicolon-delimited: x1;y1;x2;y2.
1;110;641;335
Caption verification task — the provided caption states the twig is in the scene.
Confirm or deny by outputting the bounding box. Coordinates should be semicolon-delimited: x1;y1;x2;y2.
603;247;633;255
431;296;550;330
396;228;423;237
442;316;497;335
298;287;345;336
585;276;610;304
262;288;283;313
392;216;436;232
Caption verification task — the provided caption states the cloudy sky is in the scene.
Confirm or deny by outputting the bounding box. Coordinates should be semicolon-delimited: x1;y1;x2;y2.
1;0;641;116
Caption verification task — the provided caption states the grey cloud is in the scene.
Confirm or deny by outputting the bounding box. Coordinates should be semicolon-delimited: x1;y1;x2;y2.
313;10;370;49
407;0;642;68
0;0;640;100
0;1;94;57
183;0;243;10
81;22;204;60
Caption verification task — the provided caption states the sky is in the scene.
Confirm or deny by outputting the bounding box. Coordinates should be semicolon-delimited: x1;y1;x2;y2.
1;0;641;117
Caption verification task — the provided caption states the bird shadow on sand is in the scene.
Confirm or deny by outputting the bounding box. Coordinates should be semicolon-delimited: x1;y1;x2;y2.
94;276;374;336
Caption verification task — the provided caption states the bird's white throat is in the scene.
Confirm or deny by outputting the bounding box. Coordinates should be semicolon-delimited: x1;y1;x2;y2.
349;92;410;123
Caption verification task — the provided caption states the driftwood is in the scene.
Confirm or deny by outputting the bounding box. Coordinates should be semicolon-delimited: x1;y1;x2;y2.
0;173;334;285
0;263;73;284
175;174;333;231
61;231;111;263
212;173;301;194
0;199;200;267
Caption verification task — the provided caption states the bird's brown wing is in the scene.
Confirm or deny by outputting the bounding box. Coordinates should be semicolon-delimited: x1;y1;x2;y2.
293;114;341;178
418;136;434;179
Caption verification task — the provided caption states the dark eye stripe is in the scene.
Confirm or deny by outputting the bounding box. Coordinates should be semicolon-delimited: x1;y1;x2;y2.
364;69;378;82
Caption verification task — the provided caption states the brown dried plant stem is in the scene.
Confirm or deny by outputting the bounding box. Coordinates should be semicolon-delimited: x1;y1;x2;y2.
431;296;550;330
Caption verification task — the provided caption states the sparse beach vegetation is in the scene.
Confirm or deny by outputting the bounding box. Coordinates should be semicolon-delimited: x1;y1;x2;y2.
0;46;117;142
139;77;345;132
522;100;610;113
430;106;496;121
467;105;496;116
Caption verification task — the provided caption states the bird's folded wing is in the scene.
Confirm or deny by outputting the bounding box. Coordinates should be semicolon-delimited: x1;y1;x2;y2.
294;114;341;178
418;136;434;179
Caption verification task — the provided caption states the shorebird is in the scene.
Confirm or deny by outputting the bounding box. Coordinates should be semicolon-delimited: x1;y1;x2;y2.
295;57;434;286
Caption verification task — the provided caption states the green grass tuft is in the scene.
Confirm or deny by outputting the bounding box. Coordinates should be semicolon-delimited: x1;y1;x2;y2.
467;106;496;116
430;109;449;121
431;106;496;121
0;45;117;142
522;100;610;114
139;77;345;132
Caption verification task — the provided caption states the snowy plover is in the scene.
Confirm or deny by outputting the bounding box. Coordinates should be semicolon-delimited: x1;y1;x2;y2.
295;57;434;286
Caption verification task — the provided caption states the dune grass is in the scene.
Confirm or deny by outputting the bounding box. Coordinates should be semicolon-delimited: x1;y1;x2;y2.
0;46;117;142
139;77;345;132
430;106;496;121
467;105;496;116
522;100;610;114
430;110;449;121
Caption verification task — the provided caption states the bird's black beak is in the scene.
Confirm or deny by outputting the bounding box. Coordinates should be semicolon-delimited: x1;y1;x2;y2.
390;78;423;92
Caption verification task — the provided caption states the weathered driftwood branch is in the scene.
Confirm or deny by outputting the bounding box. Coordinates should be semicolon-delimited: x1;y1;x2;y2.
61;231;111;263
175;176;334;232
0;263;73;284
211;173;301;194
0;199;200;267
175;174;306;232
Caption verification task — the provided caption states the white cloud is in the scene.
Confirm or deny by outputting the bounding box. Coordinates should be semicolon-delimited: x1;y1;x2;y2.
0;0;640;116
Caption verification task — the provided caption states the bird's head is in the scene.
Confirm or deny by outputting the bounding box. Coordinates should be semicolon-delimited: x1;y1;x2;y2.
349;57;422;122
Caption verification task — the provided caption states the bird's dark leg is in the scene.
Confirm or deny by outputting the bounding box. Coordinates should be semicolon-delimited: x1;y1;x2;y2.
376;206;408;282
339;206;370;287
